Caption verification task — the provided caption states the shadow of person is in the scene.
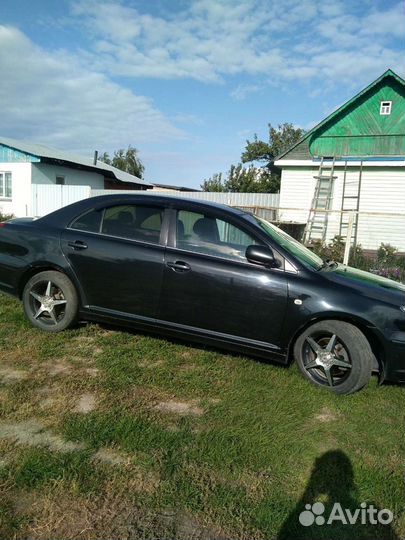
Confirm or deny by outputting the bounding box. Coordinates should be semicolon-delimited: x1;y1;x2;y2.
277;450;399;540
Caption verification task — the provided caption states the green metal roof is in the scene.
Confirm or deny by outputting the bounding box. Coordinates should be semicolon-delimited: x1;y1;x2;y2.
0;136;151;186
277;69;405;161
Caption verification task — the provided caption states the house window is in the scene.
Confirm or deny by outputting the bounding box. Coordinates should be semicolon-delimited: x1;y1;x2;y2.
0;172;12;199
380;101;392;115
56;175;65;185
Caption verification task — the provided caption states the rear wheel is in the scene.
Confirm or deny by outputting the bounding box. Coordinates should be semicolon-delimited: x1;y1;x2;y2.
22;271;78;332
294;320;373;394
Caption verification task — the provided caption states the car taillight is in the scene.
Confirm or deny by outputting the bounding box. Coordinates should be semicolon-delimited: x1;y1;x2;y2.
0;223;6;228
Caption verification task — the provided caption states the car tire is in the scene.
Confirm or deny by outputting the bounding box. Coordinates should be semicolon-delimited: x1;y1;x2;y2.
22;270;78;333
294;320;373;395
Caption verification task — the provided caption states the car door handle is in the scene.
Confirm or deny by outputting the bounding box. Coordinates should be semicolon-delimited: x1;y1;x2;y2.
67;240;88;250
166;260;191;273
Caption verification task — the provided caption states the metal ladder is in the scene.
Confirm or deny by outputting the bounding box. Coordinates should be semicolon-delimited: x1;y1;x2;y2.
339;160;362;248
303;157;336;244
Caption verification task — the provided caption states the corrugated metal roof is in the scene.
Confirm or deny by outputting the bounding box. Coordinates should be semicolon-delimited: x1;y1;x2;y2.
0;136;151;186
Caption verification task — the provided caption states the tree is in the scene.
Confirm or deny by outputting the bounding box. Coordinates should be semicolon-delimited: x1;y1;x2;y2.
225;164;277;193
201;164;280;193
201;123;305;193
240;122;305;192
99;145;144;179
200;173;225;192
241;123;305;167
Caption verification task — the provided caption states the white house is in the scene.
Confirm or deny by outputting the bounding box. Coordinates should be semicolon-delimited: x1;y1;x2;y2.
274;69;405;252
0;137;151;217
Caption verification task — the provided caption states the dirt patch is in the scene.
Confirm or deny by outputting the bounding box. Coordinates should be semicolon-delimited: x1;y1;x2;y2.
0;420;84;452
154;399;204;416
178;363;197;373
138;359;165;368
180;351;196;359
0;367;29;383
74;393;97;414
85;367;100;377
48;361;72;377
73;336;96;344
314;407;338;423
92;447;131;466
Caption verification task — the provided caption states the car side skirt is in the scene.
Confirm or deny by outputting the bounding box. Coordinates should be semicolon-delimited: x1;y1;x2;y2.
81;305;288;364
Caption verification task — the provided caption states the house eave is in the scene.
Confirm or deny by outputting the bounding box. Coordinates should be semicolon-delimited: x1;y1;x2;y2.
274;158;405;167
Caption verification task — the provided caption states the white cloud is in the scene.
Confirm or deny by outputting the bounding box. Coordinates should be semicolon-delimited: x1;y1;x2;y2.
0;25;183;153
69;0;405;87
230;84;261;101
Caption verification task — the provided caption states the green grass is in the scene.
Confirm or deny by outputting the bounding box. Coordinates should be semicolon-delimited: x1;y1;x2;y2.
0;292;404;539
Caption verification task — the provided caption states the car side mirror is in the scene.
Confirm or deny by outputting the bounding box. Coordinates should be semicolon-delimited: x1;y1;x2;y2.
246;245;276;267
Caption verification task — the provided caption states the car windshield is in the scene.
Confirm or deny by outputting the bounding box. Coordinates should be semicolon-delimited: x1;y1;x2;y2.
252;216;324;270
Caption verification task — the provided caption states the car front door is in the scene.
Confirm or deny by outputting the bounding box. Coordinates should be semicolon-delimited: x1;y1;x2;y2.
61;202;168;320
158;207;288;349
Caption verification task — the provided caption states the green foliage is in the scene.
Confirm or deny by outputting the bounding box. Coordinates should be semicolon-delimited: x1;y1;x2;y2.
377;243;398;266
225;164;280;193
310;237;404;282
99;145;144;179
0;211;13;222
200;172;225;192
201;123;305;193
201;164;280;193
241;122;305;165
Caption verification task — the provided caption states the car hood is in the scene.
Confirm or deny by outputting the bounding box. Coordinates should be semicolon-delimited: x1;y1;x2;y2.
321;264;405;304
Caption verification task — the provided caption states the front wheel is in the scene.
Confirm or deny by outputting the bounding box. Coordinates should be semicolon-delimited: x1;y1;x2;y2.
22;270;78;332
294;320;373;394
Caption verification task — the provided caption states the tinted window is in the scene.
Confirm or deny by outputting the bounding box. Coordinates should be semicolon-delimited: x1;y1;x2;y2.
101;205;163;244
177;210;261;261
70;210;102;233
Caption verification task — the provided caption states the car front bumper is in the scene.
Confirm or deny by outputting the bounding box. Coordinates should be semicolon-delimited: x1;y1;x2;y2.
382;337;405;383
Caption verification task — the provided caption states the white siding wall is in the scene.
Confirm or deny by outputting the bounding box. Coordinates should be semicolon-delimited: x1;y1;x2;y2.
279;165;405;250
0;162;32;217
357;168;405;250
31;163;104;189
279;167;316;223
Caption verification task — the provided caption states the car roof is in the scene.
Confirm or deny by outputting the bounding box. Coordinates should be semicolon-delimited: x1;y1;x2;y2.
39;192;250;227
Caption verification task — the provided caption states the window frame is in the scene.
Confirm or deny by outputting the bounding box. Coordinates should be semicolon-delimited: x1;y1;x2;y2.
0;171;12;200
380;101;392;115
168;205;286;270
67;203;169;247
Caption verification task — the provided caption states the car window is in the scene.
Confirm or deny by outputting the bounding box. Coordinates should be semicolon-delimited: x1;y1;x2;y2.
101;205;163;244
253;216;323;270
176;210;261;261
70;209;102;233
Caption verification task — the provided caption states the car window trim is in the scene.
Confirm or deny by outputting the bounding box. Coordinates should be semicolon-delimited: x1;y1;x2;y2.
165;244;294;273
169;207;296;272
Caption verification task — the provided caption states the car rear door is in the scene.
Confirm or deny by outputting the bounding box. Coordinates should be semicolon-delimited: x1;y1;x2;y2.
158;206;288;349
61;202;168;320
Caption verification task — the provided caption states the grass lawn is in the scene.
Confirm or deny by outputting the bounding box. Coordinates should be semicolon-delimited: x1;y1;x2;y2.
0;292;404;539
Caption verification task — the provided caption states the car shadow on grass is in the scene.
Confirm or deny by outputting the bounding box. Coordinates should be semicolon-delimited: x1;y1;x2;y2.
90;320;291;370
277;450;399;540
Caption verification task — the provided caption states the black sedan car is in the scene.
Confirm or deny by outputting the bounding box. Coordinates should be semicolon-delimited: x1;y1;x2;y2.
0;194;404;394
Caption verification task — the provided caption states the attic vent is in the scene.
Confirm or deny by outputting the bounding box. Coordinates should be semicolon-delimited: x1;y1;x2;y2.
380;101;392;115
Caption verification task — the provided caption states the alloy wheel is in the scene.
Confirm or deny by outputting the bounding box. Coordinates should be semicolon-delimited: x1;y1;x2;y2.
302;332;352;387
28;280;68;326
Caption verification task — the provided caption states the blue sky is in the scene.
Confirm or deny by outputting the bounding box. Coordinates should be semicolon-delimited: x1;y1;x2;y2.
0;0;404;187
